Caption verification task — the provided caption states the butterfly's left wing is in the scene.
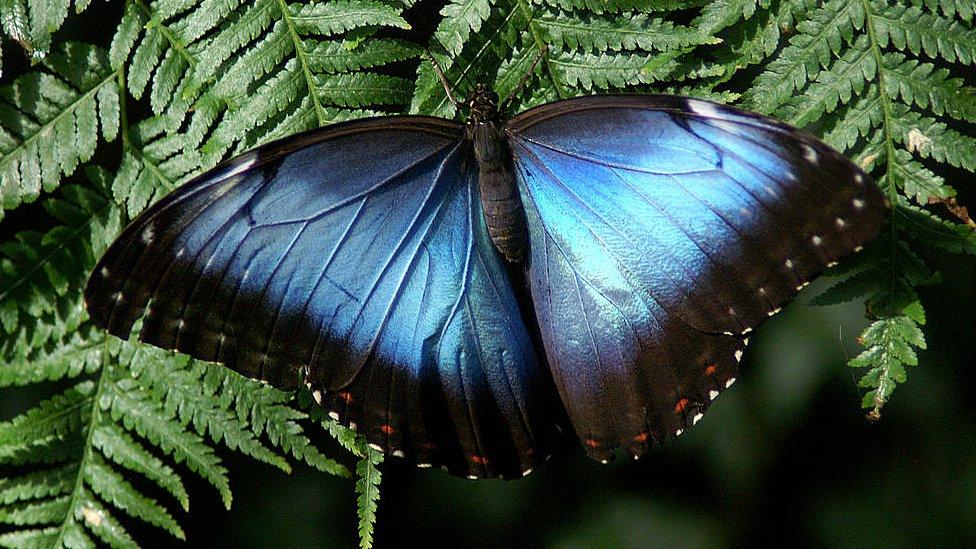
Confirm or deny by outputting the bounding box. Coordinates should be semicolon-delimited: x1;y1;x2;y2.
85;117;557;478
508;95;886;461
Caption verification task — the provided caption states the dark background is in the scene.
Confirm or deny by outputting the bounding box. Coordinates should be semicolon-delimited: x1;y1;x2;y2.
2;1;975;547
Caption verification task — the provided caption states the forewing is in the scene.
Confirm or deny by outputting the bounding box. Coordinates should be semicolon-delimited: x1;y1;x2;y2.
85;117;555;478
508;95;886;460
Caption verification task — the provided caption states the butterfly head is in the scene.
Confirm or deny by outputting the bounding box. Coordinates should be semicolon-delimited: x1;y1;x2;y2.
465;83;501;128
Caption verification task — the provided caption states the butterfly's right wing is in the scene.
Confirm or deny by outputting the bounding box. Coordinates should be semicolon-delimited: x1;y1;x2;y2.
508;96;885;461
85;117;556;478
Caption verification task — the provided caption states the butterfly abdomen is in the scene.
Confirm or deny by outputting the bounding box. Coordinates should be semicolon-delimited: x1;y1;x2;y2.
471;122;527;263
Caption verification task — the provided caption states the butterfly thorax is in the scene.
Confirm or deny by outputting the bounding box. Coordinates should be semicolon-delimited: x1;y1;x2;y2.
466;84;527;263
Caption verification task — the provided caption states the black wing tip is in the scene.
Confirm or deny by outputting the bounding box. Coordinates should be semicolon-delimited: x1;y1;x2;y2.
83;261;137;338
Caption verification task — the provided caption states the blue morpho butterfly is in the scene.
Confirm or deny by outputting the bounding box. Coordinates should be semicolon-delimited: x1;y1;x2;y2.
85;55;886;479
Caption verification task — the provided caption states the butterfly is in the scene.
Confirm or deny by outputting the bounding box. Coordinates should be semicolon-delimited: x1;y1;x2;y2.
85;79;886;480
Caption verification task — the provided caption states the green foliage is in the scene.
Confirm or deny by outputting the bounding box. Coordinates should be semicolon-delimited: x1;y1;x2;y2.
851;315;926;416
747;0;976;417
0;0;90;62
0;0;973;544
0;42;119;220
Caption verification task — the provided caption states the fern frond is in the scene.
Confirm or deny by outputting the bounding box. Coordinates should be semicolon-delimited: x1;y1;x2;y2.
0;172;118;340
532;0;698;15
84;452;184;539
436;0;493;55
873;2;976;64
411;0;529;117
908;0;974;22
0;464;76;505
355;444;383;549
887;106;976;173
889;149;955;202
693;0;765;36
822;89;882;151
549;50;670;89
307;38;422;73
414;0;726;119
91;421;190;511
0;42;119;220
65;487;136;547
753;0;976;413
113;115;202;217
0;382;92;466
0;0;90;59
122;345;291;474
537;11;711;52
0;326;106;387
744;0;866;114
851;315;926;418
893;202;976;254
103;376;233;509
776;34;875;127
108;0;414;167
0;496;70;526
203;368;352;477
0;526;59;548
882;53;976;123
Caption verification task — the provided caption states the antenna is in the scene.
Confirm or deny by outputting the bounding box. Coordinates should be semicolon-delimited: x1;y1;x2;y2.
426;50;461;108
423;32;480;105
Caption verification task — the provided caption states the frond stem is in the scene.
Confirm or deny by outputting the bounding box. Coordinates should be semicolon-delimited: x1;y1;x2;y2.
277;0;328;125
859;0;898;203
859;0;905;327
133;0;198;68
53;342;112;546
118;66;177;201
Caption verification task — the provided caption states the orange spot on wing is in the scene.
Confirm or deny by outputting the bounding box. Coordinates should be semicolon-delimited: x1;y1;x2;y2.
470;455;489;466
338;391;353;404
704;364;718;376
633;432;649;443
674;398;690;413
380;424;395;436
584;438;600;448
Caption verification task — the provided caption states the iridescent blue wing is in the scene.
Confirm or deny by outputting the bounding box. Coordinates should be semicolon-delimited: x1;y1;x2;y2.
508;95;886;461
85;117;555;478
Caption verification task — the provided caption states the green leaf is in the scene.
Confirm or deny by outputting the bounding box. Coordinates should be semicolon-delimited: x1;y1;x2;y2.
69;488;136;548
290;0;409;35
744;0;865;114
0;176;118;340
0;382;93;465
103;379;232;509
0;464;77;505
84;453;184;539
92;421;190;512
894;202;976;255
436;0;492;55
873;2;976;64
0;496;70;526
851;315;926;417
355;444;383;549
0;0;90;58
537;11;713;52
0;527;59;548
0;42;119;220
